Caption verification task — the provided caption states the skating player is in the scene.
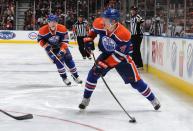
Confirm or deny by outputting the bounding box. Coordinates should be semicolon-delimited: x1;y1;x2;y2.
38;14;82;86
79;8;161;110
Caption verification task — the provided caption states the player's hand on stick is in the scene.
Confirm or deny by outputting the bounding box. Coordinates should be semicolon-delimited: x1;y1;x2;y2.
84;37;95;54
43;44;57;62
83;37;93;43
93;61;109;75
57;50;66;59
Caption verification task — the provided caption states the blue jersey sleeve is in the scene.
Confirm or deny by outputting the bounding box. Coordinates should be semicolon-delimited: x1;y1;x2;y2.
58;32;69;44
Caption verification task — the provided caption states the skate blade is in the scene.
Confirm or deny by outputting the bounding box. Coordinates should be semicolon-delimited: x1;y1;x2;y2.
78;108;87;114
63;84;78;87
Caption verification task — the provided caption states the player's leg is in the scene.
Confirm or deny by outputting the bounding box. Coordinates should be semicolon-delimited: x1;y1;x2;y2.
84;41;92;59
131;35;139;68
130;79;160;110
79;54;111;109
135;35;143;69
79;68;99;109
47;49;71;85
61;48;82;84
115;57;160;110
77;36;86;59
79;66;110;109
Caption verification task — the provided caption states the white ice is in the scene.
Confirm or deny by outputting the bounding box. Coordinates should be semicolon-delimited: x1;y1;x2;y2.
0;44;193;131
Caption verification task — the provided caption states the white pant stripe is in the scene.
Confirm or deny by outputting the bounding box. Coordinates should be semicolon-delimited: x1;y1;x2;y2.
85;87;94;91
145;91;152;98
71;71;77;73
112;54;121;63
141;86;149;94
86;81;97;86
59;72;66;75
58;67;65;71
70;67;76;70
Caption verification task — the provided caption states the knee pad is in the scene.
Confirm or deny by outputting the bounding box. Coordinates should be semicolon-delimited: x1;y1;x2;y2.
55;59;64;69
87;67;101;82
65;54;72;62
62;50;73;62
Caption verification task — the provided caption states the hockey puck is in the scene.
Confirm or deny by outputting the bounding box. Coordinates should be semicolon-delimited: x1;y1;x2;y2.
129;117;136;123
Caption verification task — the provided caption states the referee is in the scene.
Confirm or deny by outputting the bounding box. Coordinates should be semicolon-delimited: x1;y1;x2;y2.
149;15;162;36
129;6;144;69
73;15;92;59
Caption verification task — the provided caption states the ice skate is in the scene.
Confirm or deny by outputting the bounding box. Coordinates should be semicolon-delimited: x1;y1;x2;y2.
151;97;161;110
73;76;83;84
63;78;71;86
79;98;90;110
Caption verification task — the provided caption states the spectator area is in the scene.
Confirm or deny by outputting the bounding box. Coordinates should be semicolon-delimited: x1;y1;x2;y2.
0;0;192;37
0;0;15;30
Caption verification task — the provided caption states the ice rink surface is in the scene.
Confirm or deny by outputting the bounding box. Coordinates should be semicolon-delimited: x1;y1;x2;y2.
0;44;193;131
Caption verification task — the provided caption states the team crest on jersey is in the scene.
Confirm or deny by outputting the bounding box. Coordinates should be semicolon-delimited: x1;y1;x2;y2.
102;36;116;52
120;45;127;53
48;35;60;46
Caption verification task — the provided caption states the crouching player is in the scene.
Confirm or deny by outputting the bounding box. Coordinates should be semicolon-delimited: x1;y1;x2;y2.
38;14;82;86
79;8;161;110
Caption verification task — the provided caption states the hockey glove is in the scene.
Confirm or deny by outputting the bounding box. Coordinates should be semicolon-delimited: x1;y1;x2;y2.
44;44;52;52
57;49;67;60
93;61;109;76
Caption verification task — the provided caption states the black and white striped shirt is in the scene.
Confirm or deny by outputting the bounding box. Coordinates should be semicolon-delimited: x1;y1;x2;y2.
149;17;162;36
73;21;88;37
130;14;144;35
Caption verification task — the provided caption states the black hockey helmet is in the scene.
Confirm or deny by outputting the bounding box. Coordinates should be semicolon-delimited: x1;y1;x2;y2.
130;6;138;11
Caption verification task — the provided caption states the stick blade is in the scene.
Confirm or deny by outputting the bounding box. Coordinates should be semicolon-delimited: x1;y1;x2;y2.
129;117;136;123
14;114;33;120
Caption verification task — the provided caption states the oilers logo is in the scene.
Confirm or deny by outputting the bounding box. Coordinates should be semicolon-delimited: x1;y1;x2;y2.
102;36;116;52
48;35;60;46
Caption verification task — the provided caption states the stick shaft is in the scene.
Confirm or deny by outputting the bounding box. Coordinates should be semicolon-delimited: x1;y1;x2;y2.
49;50;77;80
91;52;135;120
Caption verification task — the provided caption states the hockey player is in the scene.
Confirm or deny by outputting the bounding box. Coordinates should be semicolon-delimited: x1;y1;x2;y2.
79;8;161;110
38;14;82;86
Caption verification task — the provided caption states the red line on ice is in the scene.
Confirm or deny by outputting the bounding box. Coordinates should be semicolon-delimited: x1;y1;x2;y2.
5;110;104;131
